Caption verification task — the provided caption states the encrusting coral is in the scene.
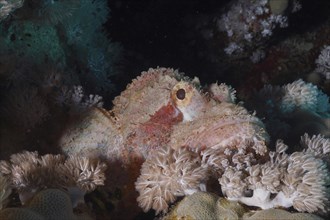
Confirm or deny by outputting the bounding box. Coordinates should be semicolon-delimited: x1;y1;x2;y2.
163;191;247;220
0;151;107;206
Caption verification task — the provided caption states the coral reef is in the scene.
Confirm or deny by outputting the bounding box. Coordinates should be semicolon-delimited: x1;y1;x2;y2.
1;0;330;219
58;67;329;217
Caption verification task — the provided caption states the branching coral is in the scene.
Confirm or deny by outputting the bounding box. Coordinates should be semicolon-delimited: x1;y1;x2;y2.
0;151;107;206
219;138;330;213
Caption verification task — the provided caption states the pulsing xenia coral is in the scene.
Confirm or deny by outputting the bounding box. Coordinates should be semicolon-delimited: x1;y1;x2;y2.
300;133;330;166
247;79;330;140
0;151;107;206
280;79;330;115
135;147;208;214
219;138;330;213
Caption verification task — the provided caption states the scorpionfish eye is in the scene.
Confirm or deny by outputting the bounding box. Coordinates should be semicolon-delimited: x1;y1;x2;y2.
176;88;186;100
171;81;194;108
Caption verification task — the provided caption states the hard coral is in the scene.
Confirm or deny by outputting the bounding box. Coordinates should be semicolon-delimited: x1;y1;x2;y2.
163;192;247;220
0;189;92;220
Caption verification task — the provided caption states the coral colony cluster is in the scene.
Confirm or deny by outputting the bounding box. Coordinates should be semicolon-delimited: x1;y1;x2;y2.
0;0;330;220
215;0;301;60
218;0;290;56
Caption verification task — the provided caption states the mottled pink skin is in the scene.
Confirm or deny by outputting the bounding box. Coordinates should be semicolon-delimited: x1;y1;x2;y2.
59;67;269;219
125;103;183;157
